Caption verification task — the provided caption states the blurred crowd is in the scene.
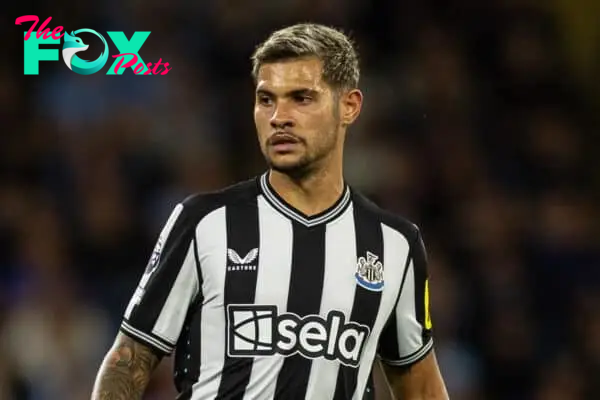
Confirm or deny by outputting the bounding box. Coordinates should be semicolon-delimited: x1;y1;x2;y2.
1;1;599;399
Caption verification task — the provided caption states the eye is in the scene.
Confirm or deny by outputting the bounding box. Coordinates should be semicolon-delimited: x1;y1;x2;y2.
257;95;272;106
294;94;313;104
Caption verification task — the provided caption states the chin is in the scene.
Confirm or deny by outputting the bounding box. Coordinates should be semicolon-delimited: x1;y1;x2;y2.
267;156;313;178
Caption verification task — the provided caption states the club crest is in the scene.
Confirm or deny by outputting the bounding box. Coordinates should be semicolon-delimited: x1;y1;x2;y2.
355;252;384;291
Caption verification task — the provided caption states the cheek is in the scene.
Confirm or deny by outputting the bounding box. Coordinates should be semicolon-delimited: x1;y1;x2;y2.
254;110;270;135
306;109;337;132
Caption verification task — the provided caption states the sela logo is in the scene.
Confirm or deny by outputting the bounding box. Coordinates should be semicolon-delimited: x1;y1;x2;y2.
355;252;384;292
227;305;370;367
227;248;258;272
15;15;171;75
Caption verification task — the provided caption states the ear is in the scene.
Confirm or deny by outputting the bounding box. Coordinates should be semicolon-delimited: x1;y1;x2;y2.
340;89;363;127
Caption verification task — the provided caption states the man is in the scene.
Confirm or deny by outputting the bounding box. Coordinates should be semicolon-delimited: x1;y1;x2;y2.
91;23;448;400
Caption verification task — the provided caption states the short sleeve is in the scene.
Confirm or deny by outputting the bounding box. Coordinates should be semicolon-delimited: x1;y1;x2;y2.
120;201;201;356
378;228;434;367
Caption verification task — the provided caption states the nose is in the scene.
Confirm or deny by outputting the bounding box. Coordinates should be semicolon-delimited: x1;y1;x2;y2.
270;103;295;130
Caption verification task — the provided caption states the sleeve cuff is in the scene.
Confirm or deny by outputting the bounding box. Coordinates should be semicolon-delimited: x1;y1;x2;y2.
380;338;434;367
120;320;175;356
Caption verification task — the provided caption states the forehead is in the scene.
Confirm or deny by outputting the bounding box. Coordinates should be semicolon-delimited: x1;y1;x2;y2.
255;57;328;92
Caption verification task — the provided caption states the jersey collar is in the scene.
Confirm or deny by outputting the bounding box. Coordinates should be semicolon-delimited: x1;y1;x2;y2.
258;171;351;228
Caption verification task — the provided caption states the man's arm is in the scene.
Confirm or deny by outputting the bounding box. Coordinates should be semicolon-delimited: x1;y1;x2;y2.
372;357;394;400
90;197;203;398
91;333;161;400
377;225;448;399
382;351;448;400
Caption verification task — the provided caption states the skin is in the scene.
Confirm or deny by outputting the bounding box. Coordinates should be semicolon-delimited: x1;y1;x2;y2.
91;333;161;399
254;56;362;217
375;354;449;400
373;358;395;400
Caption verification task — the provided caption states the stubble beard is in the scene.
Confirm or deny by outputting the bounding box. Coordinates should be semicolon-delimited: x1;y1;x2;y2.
266;129;339;181
266;106;342;181
267;146;320;181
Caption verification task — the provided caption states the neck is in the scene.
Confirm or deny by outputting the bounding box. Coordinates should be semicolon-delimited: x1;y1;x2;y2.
268;164;345;217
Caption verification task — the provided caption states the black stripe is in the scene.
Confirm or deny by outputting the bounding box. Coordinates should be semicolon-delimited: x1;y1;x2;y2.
334;207;384;399
363;364;376;400
378;313;399;361
173;236;204;400
174;305;202;399
127;206;196;333
216;200;261;400
274;223;327;398
412;231;430;342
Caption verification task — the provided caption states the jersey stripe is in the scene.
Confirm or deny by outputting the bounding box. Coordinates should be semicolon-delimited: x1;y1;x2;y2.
193;207;228;398
121;244;198;354
304;206;357;399
175;303;203;399
216;199;261;399
412;231;431;344
352;224;410;399
174;232;205;398
273;222;327;397
242;197;294;400
153;245;201;343
122;203;200;355
333;205;384;399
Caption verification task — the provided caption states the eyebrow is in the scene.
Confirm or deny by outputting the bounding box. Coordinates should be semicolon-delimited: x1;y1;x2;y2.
256;88;319;98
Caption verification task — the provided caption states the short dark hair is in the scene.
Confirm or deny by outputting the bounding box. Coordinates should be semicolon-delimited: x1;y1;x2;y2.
251;23;360;91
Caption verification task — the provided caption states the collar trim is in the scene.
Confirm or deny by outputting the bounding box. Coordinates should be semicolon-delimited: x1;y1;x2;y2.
259;172;351;227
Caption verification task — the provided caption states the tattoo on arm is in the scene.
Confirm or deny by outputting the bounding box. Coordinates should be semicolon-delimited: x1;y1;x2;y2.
92;333;161;400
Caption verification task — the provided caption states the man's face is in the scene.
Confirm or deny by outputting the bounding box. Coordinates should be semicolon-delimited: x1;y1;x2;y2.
254;57;341;177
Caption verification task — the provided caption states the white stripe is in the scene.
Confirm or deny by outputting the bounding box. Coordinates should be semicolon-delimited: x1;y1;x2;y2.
158;203;185;244
260;173;350;227
304;206;357;399
395;259;423;354
243;197;294;400
352;224;410;400
120;321;173;353
152;243;200;344
190;206;228;399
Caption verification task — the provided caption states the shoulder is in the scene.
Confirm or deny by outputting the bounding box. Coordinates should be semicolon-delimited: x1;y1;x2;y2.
350;188;421;246
175;177;260;225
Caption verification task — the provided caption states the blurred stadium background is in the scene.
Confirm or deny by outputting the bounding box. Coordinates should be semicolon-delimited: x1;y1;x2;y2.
2;1;599;399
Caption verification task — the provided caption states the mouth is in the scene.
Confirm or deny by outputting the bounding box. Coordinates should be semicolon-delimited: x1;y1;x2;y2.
268;133;301;152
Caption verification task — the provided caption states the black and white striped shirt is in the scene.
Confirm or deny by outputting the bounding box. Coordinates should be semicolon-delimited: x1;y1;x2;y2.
121;172;434;400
